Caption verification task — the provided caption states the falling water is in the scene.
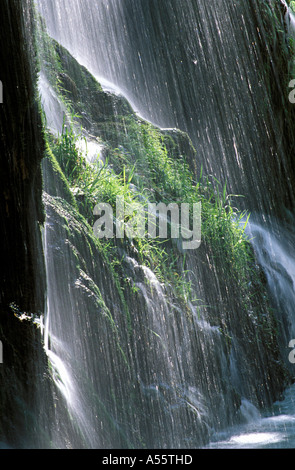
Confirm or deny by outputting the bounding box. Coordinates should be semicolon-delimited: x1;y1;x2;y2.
203;211;295;448
33;0;295;449
36;0;295;215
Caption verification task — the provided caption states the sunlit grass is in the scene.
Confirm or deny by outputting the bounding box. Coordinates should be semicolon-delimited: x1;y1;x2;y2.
47;113;256;310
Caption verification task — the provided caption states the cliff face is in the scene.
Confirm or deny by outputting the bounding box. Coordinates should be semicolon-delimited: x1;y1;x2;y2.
0;0;45;313
0;0;292;449
39;38;289;448
0;0;52;448
36;0;295;217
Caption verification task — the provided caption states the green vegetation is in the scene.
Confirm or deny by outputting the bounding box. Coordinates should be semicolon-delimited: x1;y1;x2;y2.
46;108;255;312
38;23;281;353
261;1;295;86
51;121;86;186
287;1;295;74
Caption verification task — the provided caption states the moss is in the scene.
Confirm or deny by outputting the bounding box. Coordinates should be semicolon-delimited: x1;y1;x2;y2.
43;141;78;208
256;0;295;209
44;190;133;353
34;4;292;439
40;34;274;315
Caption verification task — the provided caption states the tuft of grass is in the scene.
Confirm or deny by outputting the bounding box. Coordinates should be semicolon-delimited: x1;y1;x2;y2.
47;114;255;308
51;118;86;186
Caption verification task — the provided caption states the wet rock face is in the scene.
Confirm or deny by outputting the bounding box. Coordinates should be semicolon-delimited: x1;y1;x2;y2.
0;0;46;313
39;41;288;448
0;0;51;448
38;0;295;216
0;314;54;449
0;0;290;449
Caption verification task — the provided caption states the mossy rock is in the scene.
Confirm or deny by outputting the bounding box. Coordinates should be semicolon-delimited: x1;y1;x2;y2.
42;143;77;208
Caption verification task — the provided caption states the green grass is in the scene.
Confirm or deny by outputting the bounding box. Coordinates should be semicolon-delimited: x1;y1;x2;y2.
37;16;270;324
47;113;255;309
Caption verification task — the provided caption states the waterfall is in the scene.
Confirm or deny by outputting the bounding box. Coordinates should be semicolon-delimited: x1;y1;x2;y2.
36;0;295;215
31;0;295;449
246;215;295;373
283;0;295;37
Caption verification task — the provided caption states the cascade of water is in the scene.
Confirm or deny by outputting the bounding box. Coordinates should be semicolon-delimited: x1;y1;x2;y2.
36;0;295;216
41;174;245;448
34;0;295;449
38;72;67;134
246;215;295;371
282;0;295;37
42;215;100;448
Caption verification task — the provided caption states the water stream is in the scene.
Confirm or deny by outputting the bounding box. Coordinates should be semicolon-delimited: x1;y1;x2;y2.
206;383;295;448
34;0;295;449
206;212;295;448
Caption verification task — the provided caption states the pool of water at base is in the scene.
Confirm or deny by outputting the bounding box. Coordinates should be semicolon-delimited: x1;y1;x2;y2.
205;383;295;449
